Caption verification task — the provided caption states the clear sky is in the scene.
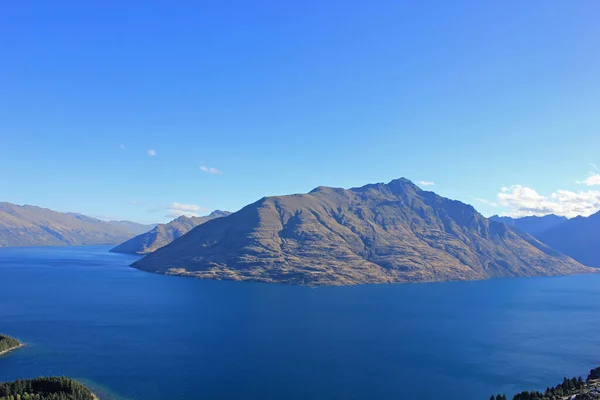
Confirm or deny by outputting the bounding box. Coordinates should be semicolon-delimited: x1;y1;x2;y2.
1;1;599;223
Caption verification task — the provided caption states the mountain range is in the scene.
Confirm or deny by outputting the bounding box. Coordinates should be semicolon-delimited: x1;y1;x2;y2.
132;178;592;286
489;214;567;236
491;212;600;268
111;211;231;254
4;179;600;286
536;211;600;268
0;202;155;247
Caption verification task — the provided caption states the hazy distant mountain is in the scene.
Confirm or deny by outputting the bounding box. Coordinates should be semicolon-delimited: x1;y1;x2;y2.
0;202;149;247
133;179;590;286
537;211;600;267
111;211;231;255
106;220;157;235
489;214;567;236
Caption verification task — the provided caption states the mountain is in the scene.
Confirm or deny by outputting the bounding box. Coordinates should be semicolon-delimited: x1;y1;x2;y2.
65;213;155;235
107;220;157;235
111;211;231;254
132;178;591;286
489;214;567;236
536;210;600;267
0;202;147;247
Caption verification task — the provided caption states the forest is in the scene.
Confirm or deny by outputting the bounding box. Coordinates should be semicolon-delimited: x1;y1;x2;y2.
491;369;600;400
0;377;94;400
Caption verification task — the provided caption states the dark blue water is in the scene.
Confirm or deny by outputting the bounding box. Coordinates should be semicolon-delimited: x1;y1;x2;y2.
1;246;599;400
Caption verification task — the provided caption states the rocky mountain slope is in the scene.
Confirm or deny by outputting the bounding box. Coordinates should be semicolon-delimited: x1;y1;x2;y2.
132;179;591;286
111;211;231;254
0;202;149;247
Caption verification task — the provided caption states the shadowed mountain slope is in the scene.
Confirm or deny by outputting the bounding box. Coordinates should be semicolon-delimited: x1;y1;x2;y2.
133;179;591;286
489;214;567;236
537;210;600;267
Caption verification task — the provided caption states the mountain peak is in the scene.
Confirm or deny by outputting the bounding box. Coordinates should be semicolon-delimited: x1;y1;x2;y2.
209;210;231;218
388;177;416;185
386;177;420;194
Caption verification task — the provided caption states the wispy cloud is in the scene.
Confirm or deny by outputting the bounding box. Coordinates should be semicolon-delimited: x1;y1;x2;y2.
164;202;208;218
474;198;499;207
129;200;138;205
147;149;157;157
199;165;223;175
119;144;126;149
419;181;435;186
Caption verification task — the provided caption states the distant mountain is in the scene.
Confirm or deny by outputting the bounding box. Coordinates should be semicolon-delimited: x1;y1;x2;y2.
0;202;148;247
106;220;157;235
65;213;155;235
132;178;591;286
537;210;600;267
111;211;231;254
489;214;567;236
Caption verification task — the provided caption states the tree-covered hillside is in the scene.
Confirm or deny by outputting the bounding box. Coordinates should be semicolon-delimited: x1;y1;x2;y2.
491;368;600;400
0;377;94;400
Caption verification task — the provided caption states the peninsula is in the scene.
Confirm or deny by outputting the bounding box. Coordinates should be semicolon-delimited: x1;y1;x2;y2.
0;334;23;356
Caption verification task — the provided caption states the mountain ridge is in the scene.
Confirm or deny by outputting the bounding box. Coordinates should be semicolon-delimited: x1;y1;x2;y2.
489;214;568;236
0;202;151;247
132;178;592;286
536;210;600;267
111;210;231;254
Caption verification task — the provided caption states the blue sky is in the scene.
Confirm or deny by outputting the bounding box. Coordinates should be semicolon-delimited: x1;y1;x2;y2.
1;1;599;223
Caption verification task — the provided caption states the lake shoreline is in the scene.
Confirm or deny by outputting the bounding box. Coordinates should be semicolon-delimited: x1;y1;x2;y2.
0;343;25;357
130;262;600;288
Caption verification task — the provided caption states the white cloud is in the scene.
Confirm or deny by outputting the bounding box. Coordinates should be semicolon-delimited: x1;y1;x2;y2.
199;165;223;175
147;149;157;156
419;181;435;186
497;185;600;218
579;174;600;186
165;202;208;218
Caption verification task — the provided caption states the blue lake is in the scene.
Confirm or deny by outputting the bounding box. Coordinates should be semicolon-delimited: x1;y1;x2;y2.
1;246;599;399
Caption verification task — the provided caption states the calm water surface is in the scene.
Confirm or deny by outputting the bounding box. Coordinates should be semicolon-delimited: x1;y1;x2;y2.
1;246;599;400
